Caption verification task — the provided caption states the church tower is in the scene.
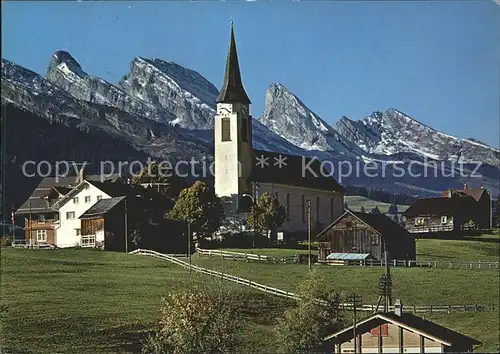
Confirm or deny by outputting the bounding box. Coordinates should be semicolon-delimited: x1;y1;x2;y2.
214;23;253;211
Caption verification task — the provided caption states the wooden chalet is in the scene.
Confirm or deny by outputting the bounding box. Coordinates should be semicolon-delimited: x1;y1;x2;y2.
14;173;121;246
404;185;492;234
316;210;416;263
323;300;481;353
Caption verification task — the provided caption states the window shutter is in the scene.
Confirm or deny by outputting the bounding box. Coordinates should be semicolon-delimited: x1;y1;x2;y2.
221;118;231;142
381;324;388;336
241;117;248;142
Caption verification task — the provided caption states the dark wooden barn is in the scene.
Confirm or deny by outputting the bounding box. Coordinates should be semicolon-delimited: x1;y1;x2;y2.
316;210;416;262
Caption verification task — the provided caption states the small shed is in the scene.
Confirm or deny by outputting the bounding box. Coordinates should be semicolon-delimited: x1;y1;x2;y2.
80;196;127;251
316;210;416;262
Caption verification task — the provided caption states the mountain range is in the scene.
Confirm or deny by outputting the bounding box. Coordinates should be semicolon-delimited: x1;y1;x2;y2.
1;51;499;218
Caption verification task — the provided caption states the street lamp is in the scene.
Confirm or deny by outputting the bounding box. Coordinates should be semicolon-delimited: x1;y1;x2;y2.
307;198;312;270
187;209;192;275
242;192;256;249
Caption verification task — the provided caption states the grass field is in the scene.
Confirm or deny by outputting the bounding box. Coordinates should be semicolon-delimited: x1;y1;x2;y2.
1;234;499;353
344;195;409;213
0;249;290;353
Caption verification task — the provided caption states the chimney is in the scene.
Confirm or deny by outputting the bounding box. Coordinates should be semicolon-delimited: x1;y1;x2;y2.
445;190;452;198
79;167;85;183
394;299;403;316
464;184;468;190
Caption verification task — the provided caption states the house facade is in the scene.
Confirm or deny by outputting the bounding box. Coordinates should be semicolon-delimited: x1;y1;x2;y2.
214;24;345;238
52;180;112;247
404;185;492;234
323;300;481;353
316;210;416;262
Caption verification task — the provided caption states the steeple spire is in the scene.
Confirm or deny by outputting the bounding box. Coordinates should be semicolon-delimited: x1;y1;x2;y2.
216;22;251;104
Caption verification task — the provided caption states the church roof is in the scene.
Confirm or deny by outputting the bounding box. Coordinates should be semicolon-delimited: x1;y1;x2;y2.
216;23;251;105
249;149;345;193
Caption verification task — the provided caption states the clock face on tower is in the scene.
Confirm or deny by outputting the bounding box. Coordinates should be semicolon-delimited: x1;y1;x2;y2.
218;105;232;117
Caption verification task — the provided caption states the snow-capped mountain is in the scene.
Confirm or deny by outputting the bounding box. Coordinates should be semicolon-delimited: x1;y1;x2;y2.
2;52;499;200
336;109;499;167
259;83;361;157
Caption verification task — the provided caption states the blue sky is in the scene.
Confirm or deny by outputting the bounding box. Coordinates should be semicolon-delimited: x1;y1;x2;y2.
2;0;499;148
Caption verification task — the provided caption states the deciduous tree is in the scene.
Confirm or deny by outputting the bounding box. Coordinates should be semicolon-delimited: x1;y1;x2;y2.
142;284;239;354
246;192;286;241
274;271;344;353
167;181;223;238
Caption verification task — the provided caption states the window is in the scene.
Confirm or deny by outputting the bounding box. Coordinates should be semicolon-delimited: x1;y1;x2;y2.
96;195;102;201
241;117;248;142
441;216;447;224
73;197;79;204
75;229;81;236
85;196;91;203
274;191;279;200
83;184;89;190
66;211;75;220
38;214;46;223
370;324;388;337
316;196;320;223
330;199;335;222
415;217;425;226
370;234;380;246
286;193;291;221
36;230;47;242
301;195;306;223
221;118;231;141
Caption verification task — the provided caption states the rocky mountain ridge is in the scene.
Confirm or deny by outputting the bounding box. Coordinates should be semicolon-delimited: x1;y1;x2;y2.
2;51;499;199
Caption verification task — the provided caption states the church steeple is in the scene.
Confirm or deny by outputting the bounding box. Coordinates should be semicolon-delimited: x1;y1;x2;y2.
216;22;251;104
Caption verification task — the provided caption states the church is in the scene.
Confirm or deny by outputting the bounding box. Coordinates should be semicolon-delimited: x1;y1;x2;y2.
214;23;345;238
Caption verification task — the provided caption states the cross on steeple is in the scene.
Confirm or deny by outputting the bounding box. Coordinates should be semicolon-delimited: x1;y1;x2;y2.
216;22;251;104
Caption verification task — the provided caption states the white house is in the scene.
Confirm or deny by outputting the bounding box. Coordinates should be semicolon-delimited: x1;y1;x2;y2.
51;180;112;247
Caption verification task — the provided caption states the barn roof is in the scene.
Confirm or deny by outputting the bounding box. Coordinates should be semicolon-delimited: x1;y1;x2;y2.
250;149;345;193
403;196;475;217
79;197;126;220
316;210;410;242
441;188;488;202
324;311;481;348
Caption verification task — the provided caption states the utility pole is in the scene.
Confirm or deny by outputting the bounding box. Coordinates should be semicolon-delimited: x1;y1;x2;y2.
124;198;128;253
187;208;192;275
28;200;33;249
252;182;258;248
347;293;362;353
307;198;312;270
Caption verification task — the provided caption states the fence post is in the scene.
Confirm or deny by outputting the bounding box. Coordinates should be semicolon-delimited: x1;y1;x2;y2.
413;305;416;313
478;261;481;269
448;305;451;314
449;262;452;269
434;261;437;268
430;305;433;313
463;305;467;312
393;259;396;267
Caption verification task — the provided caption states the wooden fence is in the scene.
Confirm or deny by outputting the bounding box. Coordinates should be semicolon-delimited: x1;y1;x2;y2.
130;249;497;313
196;248;499;270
